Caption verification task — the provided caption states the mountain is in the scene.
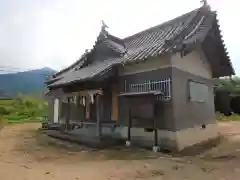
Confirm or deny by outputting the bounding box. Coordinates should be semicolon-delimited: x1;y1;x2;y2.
0;67;56;97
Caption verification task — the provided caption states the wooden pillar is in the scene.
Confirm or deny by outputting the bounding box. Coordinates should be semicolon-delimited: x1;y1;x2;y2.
153;118;158;146
112;92;119;121
85;96;90;120
126;106;132;146
96;94;101;137
65;97;71;132
76;95;80;107
153;102;159;152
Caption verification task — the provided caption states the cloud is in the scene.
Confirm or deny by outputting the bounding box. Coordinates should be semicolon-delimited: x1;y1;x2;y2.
0;0;238;74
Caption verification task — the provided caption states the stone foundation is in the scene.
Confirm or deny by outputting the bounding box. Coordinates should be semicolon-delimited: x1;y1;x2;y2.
118;123;219;151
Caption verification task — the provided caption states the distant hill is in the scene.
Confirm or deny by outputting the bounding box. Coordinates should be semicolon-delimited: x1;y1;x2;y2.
0;67;56;97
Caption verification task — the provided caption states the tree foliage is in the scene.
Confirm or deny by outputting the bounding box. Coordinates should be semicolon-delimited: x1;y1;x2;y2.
214;76;240;97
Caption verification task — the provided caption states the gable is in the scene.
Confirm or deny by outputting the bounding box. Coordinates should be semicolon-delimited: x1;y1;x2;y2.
170;49;212;79
89;42;122;62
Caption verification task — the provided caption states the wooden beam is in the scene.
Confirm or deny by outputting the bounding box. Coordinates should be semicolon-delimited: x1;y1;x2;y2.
112;91;119;121
153;119;158;147
85;96;90;120
65;97;71;132
127;107;132;142
153;102;159;152
62;81;111;93
96;94;101;137
153;102;158;146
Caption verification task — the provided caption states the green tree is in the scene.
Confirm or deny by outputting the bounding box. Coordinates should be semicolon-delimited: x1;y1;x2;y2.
215;76;240;96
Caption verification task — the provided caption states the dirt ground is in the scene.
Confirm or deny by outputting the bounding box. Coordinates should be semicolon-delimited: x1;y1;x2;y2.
0;123;240;180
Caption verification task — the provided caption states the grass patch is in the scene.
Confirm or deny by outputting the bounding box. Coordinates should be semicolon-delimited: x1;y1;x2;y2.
0;95;47;125
216;112;240;121
0;99;14;105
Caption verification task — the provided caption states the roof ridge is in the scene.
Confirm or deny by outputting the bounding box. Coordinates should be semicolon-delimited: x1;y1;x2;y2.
105;33;127;53
107;33;124;43
53;50;89;77
165;7;204;44
162;5;215;53
122;7;202;43
78;29;127;69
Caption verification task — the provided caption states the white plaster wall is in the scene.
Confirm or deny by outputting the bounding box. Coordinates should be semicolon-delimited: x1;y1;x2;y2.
121;55;170;75
53;99;59;123
120;48;212;79
170;50;212;79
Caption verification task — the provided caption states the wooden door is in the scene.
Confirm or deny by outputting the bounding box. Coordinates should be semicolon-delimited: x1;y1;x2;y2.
112;92;119;121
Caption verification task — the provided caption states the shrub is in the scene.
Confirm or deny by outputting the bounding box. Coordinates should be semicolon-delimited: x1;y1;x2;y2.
0;107;10;115
25;100;34;108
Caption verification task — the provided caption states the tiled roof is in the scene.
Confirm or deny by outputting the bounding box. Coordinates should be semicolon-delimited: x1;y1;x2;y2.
49;5;233;87
103;39;126;54
49;57;125;87
121;7;214;62
50;50;89;80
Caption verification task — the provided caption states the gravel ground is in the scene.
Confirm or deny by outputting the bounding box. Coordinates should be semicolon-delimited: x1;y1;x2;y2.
0;122;240;180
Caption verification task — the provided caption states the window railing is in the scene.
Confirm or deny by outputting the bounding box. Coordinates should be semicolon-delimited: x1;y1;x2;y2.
125;78;172;101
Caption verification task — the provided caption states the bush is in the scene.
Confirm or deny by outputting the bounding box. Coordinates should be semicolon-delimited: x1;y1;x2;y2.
25;100;34;108
0;107;10;115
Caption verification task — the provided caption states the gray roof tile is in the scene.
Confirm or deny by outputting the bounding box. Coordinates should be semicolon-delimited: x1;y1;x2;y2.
50;57;125;87
49;6;234;87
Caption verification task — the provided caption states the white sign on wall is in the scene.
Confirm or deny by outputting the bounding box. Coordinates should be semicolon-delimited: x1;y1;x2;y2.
189;81;209;102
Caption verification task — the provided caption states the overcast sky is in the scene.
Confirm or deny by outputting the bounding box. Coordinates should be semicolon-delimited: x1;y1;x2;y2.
0;0;238;74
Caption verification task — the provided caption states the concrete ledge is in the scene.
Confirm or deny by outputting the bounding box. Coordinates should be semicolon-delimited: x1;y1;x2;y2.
45;123;219;152
46;130;124;149
118;123;219;151
176;123;219;151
